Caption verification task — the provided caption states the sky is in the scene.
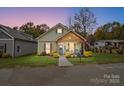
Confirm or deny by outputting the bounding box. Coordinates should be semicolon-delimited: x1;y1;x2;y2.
0;7;124;30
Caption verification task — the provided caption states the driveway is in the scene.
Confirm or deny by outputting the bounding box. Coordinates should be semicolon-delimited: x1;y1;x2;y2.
0;63;124;85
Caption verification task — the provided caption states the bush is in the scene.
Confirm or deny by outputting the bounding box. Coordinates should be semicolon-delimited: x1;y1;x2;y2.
64;51;72;58
53;52;60;58
83;51;93;57
116;49;123;55
2;53;11;58
39;51;47;56
50;51;57;56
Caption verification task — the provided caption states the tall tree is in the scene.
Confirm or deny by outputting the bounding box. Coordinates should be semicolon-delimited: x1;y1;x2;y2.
73;8;96;37
94;21;124;40
19;22;49;38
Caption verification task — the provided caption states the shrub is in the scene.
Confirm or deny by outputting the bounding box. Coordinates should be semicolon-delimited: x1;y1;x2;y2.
116;49;123;55
50;51;57;56
70;54;75;58
53;52;60;58
39;51;47;56
83;51;93;57
2;53;11;58
64;51;72;58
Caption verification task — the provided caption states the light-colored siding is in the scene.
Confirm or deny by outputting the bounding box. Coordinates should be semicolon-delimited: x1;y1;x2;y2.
51;42;57;52
0;40;13;56
37;41;44;55
39;28;68;42
37;41;57;54
38;26;68;54
14;40;37;56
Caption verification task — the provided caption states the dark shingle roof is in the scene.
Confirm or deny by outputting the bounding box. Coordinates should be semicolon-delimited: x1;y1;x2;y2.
0;24;37;42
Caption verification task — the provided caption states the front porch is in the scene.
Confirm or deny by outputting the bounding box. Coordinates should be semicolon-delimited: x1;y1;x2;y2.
56;31;86;55
57;42;84;55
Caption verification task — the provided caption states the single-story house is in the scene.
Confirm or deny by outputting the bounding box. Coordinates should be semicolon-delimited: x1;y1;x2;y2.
0;24;37;57
37;23;87;55
94;40;124;48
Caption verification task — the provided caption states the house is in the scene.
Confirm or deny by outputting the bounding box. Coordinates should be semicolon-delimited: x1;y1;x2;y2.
0;24;37;57
37;23;87;55
94;40;124;48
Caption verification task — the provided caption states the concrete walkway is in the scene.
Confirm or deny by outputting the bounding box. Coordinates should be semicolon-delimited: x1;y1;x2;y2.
58;56;73;66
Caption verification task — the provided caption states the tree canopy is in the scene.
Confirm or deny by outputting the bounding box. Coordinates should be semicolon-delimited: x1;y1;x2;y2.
69;8;97;38
94;21;124;40
13;22;49;38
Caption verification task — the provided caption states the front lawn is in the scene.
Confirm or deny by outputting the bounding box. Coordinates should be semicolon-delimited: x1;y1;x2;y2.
0;55;58;68
68;53;124;64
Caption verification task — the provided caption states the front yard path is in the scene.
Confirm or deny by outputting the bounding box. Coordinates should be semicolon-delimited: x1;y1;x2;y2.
58;56;73;66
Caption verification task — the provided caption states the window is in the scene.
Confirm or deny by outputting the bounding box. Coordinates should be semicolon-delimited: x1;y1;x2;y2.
95;43;98;45
17;45;21;53
45;43;50;54
57;28;62;33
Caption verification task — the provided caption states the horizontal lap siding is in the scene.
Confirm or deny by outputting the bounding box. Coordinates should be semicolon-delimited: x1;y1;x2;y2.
37;41;57;54
0;40;13;56
37;41;44;55
15;40;37;56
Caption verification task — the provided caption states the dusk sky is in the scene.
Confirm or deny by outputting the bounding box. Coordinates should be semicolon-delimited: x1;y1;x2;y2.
0;7;124;30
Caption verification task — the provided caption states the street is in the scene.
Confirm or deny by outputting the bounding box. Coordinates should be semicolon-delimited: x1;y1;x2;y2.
0;63;124;85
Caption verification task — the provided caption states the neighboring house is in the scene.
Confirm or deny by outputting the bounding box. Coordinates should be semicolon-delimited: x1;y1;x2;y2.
94;40;124;48
0;24;37;57
37;23;87;55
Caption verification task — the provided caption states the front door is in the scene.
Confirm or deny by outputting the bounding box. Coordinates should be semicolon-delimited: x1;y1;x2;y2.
59;45;64;55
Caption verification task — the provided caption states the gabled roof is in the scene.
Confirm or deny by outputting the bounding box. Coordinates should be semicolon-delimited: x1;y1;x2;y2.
37;23;68;39
0;24;37;42
56;30;87;42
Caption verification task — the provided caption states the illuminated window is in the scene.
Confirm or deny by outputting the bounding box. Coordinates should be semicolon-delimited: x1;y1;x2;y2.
57;28;62;33
45;43;50;54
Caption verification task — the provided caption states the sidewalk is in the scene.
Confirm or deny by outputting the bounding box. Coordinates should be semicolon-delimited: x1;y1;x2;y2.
58;56;73;66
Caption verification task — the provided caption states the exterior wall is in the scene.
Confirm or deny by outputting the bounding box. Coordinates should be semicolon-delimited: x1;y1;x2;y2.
37;41;44;55
38;28;68;42
37;41;57;55
14;39;37;56
38;25;68;54
51;42;57;52
0;40;13;56
94;41;106;48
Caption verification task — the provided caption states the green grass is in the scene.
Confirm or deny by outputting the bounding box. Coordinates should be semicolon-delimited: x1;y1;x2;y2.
68;53;124;64
0;55;58;68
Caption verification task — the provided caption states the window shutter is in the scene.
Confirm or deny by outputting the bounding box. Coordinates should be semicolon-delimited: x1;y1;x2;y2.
50;43;52;53
4;43;7;53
